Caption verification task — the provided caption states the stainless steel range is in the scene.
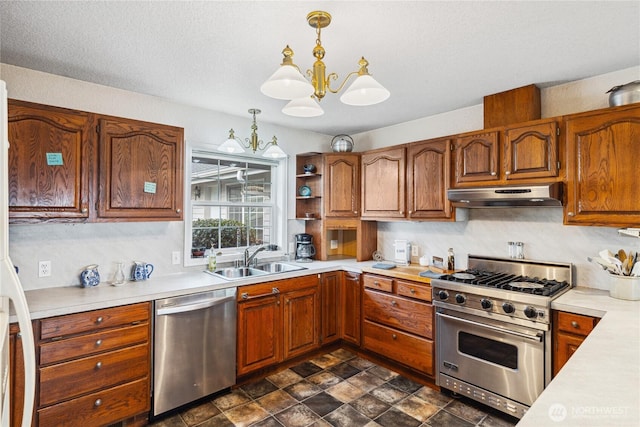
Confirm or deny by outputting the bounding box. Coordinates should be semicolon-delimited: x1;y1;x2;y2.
432;255;572;419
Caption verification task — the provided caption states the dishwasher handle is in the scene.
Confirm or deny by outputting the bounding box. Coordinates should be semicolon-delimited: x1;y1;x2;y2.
156;294;235;316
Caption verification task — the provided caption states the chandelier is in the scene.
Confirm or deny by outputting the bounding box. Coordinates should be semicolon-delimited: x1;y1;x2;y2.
218;109;287;158
260;10;390;117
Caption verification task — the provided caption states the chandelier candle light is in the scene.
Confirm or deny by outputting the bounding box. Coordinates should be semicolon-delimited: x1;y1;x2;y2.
218;108;287;158
261;10;390;117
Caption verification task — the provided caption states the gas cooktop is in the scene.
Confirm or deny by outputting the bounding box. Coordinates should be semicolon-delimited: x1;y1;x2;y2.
439;270;570;297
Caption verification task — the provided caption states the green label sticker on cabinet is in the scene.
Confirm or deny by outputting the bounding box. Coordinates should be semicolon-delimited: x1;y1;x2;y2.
46;153;63;166
144;182;157;194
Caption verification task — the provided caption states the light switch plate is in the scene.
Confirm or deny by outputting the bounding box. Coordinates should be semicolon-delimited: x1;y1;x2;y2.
172;251;181;265
412;245;419;256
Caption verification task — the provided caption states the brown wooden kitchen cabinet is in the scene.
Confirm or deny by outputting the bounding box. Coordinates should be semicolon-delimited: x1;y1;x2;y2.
361;146;406;219
295;153;323;220
453;118;560;187
361;273;435;376
407;138;454;220
7;100;93;223
7;99;184;223
564;103;640;227
324;153;360;218
340;271;362;346
9;323;29;427
237;276;320;376
320;271;340;345
553;310;599;376
35;302;151;427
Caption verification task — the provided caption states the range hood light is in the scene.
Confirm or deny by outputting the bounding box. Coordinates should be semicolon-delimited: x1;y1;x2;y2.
448;183;563;208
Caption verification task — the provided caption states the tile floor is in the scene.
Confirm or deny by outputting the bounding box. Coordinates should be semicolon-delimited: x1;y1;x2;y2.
149;349;518;427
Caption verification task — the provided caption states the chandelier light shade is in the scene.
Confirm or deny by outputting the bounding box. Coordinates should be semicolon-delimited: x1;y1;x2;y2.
218;109;287;158
261;10;390;117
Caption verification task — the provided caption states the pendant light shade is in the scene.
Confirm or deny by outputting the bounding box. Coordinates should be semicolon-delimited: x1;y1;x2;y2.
262;140;287;158
218;130;245;154
260;46;315;100
340;74;391;106
282;97;324;117
218;109;287;158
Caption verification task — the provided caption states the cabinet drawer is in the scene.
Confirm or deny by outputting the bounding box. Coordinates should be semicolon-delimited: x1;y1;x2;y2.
363;275;393;292
396;280;432;302
238;275;318;301
363;320;434;375
39;343;149;406
40;303;150;340
363;290;433;338
556;312;598;337
38;376;149;427
40;323;149;365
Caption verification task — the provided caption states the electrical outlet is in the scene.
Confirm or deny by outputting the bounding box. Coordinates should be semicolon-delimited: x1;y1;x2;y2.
330;240;339;249
411;245;419;257
172;251;181;265
38;260;51;278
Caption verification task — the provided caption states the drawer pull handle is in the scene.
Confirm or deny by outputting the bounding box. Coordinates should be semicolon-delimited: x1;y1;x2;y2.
96;316;103;324
272;287;280;294
94;399;102;408
241;292;249;300
391;300;397;307
95;361;102;370
95;339;102;347
392;334;397;340
410;288;416;294
374;281;380;286
571;321;579;328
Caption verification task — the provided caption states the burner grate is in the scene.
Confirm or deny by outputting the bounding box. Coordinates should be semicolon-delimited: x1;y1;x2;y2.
441;270;570;297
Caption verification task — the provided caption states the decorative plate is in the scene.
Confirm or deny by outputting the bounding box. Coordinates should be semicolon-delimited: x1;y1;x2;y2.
298;185;312;197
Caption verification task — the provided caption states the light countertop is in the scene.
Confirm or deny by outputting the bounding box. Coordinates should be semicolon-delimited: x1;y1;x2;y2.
519;287;640;426
12;262;639;426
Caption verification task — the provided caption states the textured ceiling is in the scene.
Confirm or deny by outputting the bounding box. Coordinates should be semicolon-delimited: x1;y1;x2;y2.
1;1;639;136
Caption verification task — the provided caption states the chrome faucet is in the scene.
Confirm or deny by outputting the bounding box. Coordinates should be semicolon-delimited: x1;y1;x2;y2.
244;245;267;267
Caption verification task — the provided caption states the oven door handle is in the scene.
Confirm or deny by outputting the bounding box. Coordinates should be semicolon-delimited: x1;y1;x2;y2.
437;312;543;342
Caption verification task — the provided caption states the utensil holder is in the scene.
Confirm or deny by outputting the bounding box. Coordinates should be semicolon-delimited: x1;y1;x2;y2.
609;275;640;301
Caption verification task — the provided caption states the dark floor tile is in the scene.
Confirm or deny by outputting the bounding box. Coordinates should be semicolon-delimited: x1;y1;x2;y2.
323;404;372;427
212;389;251;411
193;413;235;427
290;361;324;378
329;362;362;379
349;394;390;419
251;416;285;427
180;401;221;426
307;371;343;390
284;379;322;401
413;386;452;408
242;378;279;399
478;413;518;427
443;399;488;424
375;407;421;427
149;414;186;427
303;391;344;417
425;409;474;427
387;376;422;394
368;365;399;381
274;403;321;427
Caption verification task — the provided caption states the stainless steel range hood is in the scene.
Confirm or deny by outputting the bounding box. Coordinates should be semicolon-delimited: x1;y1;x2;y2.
447;183;563;207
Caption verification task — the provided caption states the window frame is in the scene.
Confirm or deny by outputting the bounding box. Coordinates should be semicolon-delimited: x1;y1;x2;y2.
183;142;288;267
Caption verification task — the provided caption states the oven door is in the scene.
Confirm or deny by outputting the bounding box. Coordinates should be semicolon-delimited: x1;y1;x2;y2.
436;308;545;406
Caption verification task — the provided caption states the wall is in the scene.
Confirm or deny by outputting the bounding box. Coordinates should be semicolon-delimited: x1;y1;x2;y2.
2;64;319;289
356;66;640;289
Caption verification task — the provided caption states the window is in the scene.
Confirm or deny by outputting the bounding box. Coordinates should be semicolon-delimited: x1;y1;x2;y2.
185;147;287;265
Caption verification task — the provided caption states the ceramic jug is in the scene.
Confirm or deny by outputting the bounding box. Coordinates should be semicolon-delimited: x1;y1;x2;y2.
80;264;100;287
131;261;154;281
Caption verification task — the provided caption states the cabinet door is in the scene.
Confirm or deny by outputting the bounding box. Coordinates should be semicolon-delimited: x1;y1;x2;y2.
454;131;500;185
10;324;27;427
553;331;585;376
7;100;92;222
97;117;183;220
283;287;319;360
565;105;640;226
341;272;361;346
503;120;559;181
407;138;453;219
237;296;281;376
320;272;340;344
324;154;360;217
361;147;406;218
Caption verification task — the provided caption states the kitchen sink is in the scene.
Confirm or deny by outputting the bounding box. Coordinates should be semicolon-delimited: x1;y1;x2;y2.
205;262;306;280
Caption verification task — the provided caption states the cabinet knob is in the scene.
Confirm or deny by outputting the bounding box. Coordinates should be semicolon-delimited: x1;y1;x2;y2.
16;333;21;339
410;288;416;294
94;399;102;408
490;171;497;176
277;300;281;306
391;300;397;307
571;321;579;328
373;281;380;286
81;207;88;213
176;208;181;214
95;316;103;324
95;361;102;370
392;334;397;340
400;210;404;215
241;292;249;300
354;211;358;214
272;287;280;294
95;339;102;347
567;212;575;217
408;210;413;214
505;171;511;175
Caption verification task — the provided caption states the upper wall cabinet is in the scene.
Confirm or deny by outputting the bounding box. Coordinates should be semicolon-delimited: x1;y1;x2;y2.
407;138;453;220
564;103;640;227
324;153;360;218
7;100;184;223
453;118;560;187
97;118;184;221
361;146;406;219
8;100;93;222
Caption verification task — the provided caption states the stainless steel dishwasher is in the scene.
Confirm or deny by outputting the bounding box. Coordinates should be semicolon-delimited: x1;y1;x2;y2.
153;287;236;416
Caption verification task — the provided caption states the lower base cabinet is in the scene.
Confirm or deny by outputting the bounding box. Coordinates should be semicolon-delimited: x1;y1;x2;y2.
237;276;320;376
341;272;361;346
553;310;599;376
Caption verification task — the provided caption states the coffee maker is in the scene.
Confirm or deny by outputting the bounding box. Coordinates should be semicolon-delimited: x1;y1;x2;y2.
295;233;316;262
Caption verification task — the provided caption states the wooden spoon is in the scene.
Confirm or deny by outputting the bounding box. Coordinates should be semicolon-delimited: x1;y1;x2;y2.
618;249;627;262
